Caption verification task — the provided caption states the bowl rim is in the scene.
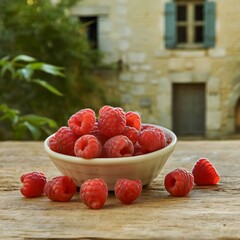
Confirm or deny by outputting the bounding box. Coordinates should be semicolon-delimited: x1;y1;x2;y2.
44;124;177;166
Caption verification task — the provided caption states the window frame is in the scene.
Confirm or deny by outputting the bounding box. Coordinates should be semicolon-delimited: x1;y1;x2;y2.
176;0;204;49
165;0;216;49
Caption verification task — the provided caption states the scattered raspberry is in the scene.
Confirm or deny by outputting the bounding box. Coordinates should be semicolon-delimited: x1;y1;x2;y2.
138;127;166;153
68;108;96;136
192;158;220;186
123;126;139;144
125;111;141;130
44;176;76;202
20;171;47;198
104;135;134;158
80;178;108;209
98;105;126;138
74;134;102;159
114;179;142;204
164;168;194;197
49;126;78;156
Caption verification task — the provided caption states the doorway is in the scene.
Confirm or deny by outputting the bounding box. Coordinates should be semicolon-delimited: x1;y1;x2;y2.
172;83;205;135
235;97;240;133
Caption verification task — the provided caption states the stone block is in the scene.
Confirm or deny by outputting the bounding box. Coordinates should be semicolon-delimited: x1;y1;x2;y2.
131;85;146;95
168;59;184;71
121;93;132;104
169;72;193;83
117;6;127;15
119;72;131;81
206;111;222;131
129;65;139;72
154;49;172;58
128;52;146;64
207;77;220;93
117;39;129;51
158;77;171;92
99;18;112;33
99;34;112;52
208;48;227;58
192;72;209;82
133;72;147;83
174;51;206;58
140;64;152;71
118;26;132;37
207;95;221;111
194;58;211;72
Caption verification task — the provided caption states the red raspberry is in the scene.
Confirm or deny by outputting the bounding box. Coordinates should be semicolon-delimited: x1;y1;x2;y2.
122;126;139;144
192;158;220;186
104;135;134;158
138;127;166;153
133;143;145;156
74;134;102;159
125;111;141;130
20;171;47;198
98;105;126;138
80;178;108;209
89;122;108;146
68;108;96;136
164;168;194;197
44;176;76;202
114;179;142;204
49;126;78;156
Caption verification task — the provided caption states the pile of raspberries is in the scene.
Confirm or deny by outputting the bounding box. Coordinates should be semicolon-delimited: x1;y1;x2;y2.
49;105;168;159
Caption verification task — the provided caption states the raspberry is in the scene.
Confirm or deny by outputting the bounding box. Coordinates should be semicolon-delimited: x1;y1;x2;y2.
164;168;194;197
89;122;108;146
192;158;220;186
114;179;142;204
68;108;96;136
44;176;76;202
104;135;134;158
74;134;102;159
20;171;47;198
80;178;108;209
138;127;166;153
125;111;141;130
98;105;126;137
49;126;78;156
122;126;139;144
133;143;145;156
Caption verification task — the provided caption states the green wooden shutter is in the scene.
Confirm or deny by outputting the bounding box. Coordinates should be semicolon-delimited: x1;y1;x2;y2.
204;1;216;48
165;2;176;48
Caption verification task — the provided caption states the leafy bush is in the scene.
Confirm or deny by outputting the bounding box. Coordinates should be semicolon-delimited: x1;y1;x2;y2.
0;0;110;140
0;55;65;140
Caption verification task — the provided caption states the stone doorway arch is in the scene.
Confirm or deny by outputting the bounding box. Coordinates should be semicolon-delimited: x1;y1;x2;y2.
226;82;240;134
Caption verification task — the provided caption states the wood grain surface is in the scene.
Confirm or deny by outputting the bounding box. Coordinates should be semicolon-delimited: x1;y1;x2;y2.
0;140;240;239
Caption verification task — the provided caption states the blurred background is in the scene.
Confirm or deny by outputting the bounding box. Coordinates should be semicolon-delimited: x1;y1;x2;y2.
0;0;240;140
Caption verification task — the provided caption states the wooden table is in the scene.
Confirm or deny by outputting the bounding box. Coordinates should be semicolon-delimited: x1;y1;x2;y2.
0;140;240;239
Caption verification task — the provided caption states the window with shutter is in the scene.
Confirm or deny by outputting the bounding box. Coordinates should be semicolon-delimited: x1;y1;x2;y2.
165;0;215;49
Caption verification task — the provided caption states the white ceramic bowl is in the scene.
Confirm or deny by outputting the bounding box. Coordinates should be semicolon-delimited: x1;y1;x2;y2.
44;124;177;190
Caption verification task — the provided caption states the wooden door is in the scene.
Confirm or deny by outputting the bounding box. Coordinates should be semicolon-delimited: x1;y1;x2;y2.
172;83;205;135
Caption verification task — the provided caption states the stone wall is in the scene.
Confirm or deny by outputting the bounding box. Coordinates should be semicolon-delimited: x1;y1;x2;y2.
72;0;240;137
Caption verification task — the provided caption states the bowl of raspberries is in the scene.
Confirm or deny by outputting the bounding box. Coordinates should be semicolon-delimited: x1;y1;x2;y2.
44;105;177;190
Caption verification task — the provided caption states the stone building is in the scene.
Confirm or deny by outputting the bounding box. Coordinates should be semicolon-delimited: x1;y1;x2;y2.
71;0;240;138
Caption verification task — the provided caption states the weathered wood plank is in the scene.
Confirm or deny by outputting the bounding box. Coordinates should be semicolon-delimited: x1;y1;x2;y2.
0;141;240;239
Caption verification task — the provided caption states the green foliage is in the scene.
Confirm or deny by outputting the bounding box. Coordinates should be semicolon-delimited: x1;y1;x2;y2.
0;55;64;96
0;104;58;140
0;55;65;140
0;0;110;140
